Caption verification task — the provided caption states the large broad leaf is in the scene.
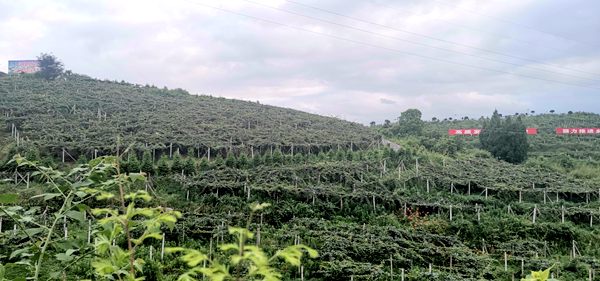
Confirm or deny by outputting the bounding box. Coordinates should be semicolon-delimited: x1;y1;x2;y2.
0;193;18;204
65;210;85;223
55;249;77;262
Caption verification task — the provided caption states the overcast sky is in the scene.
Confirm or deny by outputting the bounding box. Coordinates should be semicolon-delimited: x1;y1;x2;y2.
1;0;599;123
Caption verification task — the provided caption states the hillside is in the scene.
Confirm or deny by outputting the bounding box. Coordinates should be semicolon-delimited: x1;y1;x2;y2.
0;76;599;280
421;112;600;158
0;74;376;159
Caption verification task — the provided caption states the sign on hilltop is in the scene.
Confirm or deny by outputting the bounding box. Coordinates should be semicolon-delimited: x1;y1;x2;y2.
8;60;40;74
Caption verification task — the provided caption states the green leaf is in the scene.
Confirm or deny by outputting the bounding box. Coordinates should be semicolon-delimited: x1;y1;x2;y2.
0;193;18;204
65;210;85;222
250;202;271;212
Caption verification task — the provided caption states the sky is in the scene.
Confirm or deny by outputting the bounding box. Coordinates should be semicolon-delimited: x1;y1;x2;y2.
1;0;599;124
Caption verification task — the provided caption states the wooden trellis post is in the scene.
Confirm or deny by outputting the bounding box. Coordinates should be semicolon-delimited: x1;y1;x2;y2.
476;204;481;222
161;235;165;261
389;255;393;279
372;195;376;211
415;158;419;177
561;205;565;223
63;216;68;239
169;143;173;158
519;190;522;203
401;268;405;281
504;252;508;271
87;219;92;243
426;179;430;193
532;204;538;224
543;190;547;204
449;205;453;221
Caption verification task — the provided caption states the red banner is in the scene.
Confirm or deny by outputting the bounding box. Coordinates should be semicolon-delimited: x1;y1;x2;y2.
449;128;538;136
556;128;600;135
448;128;481;136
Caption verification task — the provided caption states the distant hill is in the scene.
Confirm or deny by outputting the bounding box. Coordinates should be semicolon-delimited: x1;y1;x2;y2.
0;74;376;159
422;112;600;160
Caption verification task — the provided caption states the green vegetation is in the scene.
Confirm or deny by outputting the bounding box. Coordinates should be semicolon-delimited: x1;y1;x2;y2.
36;53;64;81
0;74;375;159
480;110;528;164
1;74;600;280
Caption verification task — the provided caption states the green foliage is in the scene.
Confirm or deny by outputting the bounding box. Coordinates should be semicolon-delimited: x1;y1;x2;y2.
480;110;528;164
140;151;154;174
157;155;171;175
172;152;184;174
168;204;317;281
36;53;64;81
0;74;375;153
126;153;141;173
521;266;558;281
225;152;237;168
391;109;424;136
183;158;196;175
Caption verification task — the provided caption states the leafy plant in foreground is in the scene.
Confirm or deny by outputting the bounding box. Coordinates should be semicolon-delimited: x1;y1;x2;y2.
168;203;318;281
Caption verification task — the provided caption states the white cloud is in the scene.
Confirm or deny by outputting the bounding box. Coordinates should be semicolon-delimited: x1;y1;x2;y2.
0;0;598;122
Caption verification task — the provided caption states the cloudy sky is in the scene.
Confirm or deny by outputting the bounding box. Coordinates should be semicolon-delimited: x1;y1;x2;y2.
1;0;599;123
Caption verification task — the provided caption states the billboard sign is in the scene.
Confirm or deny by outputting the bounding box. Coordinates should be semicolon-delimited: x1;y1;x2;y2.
8;60;40;74
449;128;538;136
448;128;482;136
556;128;600;135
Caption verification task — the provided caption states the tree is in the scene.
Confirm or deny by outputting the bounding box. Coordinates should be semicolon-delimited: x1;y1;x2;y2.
156;155;170;175
171;151;184;173
183;158;195;175
369;121;376;127
225;151;237;168
383;120;391;128
36;53;64;80
140;150;154;174
126;153;140;172
479;110;528;164
549;109;555;113
391;109;424;136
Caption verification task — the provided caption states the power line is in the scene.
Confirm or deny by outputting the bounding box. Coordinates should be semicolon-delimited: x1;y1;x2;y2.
365;0;569;55
243;0;600;85
284;0;600;78
431;0;600;49
182;0;600;90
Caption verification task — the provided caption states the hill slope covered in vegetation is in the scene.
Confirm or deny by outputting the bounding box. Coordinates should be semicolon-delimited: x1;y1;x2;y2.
0;76;599;281
0;74;376;159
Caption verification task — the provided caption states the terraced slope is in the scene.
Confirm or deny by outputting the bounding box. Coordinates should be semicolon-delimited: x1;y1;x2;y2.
0;74;376;158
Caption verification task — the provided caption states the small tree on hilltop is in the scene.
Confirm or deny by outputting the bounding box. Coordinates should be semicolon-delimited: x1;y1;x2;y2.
36;53;64;80
392;109;424;136
480;110;528;164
